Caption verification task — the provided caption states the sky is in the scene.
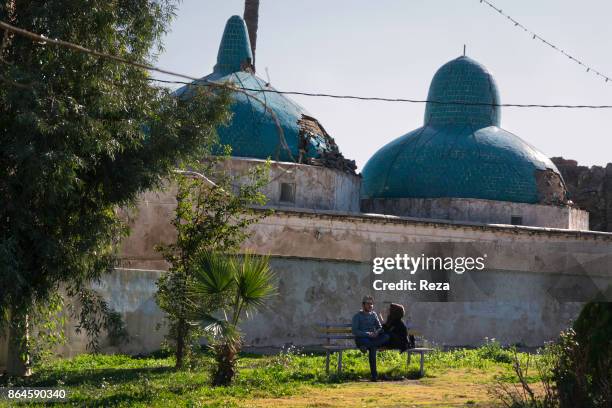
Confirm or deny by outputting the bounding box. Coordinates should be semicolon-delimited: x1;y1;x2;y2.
156;0;612;171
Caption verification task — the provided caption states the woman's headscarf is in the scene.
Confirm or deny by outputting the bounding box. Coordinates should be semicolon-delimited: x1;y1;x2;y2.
387;303;405;323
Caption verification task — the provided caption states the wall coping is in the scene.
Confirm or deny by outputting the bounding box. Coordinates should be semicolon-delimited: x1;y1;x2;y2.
361;196;587;213
257;206;612;241
228;156;362;178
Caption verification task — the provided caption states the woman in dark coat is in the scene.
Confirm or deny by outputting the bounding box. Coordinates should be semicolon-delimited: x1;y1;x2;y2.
382;303;413;352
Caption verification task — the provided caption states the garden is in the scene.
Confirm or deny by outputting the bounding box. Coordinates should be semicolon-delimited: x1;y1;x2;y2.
1;2;610;407
0;341;550;407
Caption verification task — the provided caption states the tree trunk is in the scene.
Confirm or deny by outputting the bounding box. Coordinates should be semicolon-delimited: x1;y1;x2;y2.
175;318;186;369
243;0;259;69
6;308;32;377
213;343;238;386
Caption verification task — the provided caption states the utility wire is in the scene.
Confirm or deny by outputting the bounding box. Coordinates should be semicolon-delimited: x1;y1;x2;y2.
2;20;612;109
0;20;301;166
152;78;612;109
0;20;198;82
479;0;612;84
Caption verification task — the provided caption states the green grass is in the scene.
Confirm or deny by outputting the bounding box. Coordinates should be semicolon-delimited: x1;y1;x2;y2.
0;344;544;407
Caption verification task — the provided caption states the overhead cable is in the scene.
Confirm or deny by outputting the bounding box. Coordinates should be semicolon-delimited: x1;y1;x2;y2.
478;0;612;84
1;20;611;109
151;78;612;109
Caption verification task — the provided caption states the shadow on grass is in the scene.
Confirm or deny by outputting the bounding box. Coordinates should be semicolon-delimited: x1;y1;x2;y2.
2;365;173;388
323;366;425;384
68;390;156;408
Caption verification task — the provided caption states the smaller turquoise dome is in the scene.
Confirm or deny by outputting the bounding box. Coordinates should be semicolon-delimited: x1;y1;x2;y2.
176;16;354;171
361;56;566;204
425;57;501;128
213;15;254;76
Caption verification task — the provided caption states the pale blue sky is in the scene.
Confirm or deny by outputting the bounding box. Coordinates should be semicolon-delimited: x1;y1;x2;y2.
156;0;612;170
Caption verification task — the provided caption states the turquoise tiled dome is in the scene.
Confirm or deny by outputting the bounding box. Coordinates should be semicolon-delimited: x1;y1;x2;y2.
176;16;343;164
361;56;565;204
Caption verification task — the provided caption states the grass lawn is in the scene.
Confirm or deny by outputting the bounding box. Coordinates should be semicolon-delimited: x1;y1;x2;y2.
0;344;543;407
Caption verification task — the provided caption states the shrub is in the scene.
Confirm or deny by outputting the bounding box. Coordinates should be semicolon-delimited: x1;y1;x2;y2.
491;302;612;408
553;303;612;408
488;348;557;408
477;337;514;364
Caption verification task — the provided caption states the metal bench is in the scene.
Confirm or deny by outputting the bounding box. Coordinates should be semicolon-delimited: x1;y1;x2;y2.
317;322;433;377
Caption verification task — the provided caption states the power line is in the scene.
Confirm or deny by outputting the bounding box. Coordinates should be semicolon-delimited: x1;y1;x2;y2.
0;21;198;82
152;78;612;109
2;20;612;110
0;20;298;163
478;0;612;84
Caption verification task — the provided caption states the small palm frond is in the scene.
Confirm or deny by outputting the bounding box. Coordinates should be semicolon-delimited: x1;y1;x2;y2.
189;251;235;297
235;252;277;315
201;314;229;337
203;316;241;346
183;292;225;322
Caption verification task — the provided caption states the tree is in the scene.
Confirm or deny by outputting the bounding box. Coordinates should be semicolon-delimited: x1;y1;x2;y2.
0;1;230;376
155;162;270;369
187;251;276;385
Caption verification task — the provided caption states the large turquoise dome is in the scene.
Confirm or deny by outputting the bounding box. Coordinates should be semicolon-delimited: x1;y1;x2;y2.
361;56;566;204
176;16;354;171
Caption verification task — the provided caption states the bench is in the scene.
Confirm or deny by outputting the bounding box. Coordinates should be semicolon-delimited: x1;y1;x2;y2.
317;322;433;377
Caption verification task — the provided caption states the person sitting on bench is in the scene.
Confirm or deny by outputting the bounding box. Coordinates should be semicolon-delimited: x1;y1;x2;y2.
351;295;389;381
382;303;410;352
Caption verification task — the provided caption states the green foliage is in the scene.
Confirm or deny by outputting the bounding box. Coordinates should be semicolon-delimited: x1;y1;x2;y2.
489;348;557;408
0;0;231;374
0;345;542;407
72;288;130;352
553;302;612;408
28;293;66;365
476;337;514;364
490;302;612;408
155;164;271;370
187;251;277;385
427;339;517;371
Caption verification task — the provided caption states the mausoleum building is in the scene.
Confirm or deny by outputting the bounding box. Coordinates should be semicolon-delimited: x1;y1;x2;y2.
2;15;608;365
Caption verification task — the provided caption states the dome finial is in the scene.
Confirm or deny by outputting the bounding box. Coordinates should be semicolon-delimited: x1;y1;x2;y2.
213;16;254;75
463;44;466;56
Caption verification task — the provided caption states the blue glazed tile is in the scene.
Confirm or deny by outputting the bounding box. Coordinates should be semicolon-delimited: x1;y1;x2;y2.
361;56;563;204
174;16;338;163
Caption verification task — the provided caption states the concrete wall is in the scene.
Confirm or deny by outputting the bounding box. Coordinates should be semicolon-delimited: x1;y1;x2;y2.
61;260;587;352
106;199;612;354
241;258;588;348
224;157;361;213
361;197;589;230
4;176;608;362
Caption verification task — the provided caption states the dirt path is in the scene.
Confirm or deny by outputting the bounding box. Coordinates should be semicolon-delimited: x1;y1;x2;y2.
243;371;501;408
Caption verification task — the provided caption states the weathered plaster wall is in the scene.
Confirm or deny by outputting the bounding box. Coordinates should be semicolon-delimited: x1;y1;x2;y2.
361;197;589;230
60;249;600;355
241;257;589;348
223;158;361;213
12;183;606;361
51;270;168;357
106;198;612;353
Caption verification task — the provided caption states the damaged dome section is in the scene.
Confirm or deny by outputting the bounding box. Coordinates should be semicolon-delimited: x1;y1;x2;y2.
175;15;356;174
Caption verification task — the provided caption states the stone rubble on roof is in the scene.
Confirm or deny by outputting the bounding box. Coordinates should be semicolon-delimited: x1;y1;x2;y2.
176;16;356;174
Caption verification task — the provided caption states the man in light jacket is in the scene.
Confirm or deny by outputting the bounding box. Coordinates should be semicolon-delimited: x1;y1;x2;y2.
352;295;389;381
